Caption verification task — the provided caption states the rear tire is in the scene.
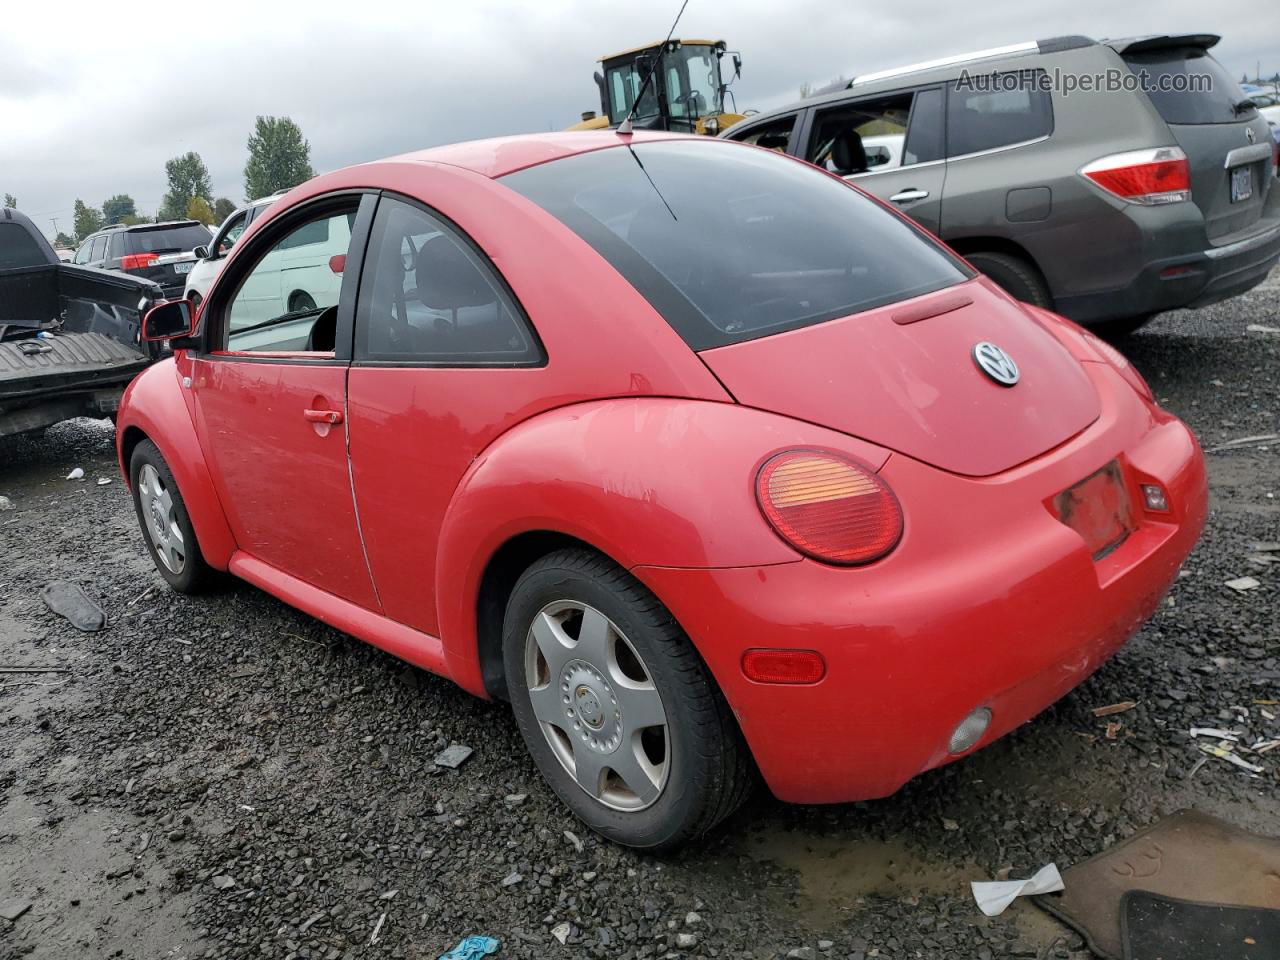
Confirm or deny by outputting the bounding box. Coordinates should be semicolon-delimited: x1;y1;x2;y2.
1085;314;1154;340
503;548;752;850
129;440;217;594
288;291;316;313
965;251;1053;309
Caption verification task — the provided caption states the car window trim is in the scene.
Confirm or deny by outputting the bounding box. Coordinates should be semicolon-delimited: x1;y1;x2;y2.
804;83;945;171
349;189;547;370
194;189;378;366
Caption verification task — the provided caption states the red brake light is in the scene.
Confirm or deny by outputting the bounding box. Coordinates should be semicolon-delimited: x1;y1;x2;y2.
119;253;159;270
756;451;902;565
1080;147;1190;205
329;254;346;274
742;649;827;685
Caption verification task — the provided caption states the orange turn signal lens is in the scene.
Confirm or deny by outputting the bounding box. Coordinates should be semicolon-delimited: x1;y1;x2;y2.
756;451;902;565
742;648;826;685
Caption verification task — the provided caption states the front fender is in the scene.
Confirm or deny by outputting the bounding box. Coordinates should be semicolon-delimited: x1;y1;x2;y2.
433;398;890;694
116;358;237;570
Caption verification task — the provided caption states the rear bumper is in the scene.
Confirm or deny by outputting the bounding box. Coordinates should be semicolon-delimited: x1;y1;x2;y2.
635;368;1207;804
1057;213;1280;324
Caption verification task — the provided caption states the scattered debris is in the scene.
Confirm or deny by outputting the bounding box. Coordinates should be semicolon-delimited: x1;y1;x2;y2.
563;829;584;853
227;665;263;679
501;871;522;887
1225;576;1261;593
0;666;69;674
942;818;960;832
675;932;698;949
550;921;572;945
434;744;473;769
1249;541;1280;553
437;935;500;960
1245;323;1280;335
40;580;105;632
0;495;12;511
370;910;387;945
971;863;1063;917
0;900;33;922
380;889;398;900
503;793;527;806
210;875;235;890
1251;739;1280;755
96;477;112;486
65;467;84;480
1105;721;1123;740
1189;727;1242;741
1205;434;1279;453
1093;700;1138;717
298;913;324;933
1197;742;1264;774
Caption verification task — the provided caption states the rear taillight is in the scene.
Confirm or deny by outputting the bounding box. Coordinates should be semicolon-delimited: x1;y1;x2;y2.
119;253;159;270
1080;147;1190;205
756;451;902;565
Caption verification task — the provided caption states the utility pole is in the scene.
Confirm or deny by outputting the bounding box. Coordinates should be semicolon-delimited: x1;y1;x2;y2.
50;218;60;241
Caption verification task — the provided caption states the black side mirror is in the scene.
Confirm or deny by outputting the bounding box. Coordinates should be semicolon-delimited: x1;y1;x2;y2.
193;244;209;260
142;299;196;343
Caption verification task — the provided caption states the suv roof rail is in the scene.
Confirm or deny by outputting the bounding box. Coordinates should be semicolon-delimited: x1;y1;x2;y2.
849;35;1096;88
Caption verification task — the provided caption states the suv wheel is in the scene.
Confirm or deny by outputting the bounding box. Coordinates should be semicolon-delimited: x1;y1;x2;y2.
503;549;753;850
1085;314;1154;340
965;251;1052;309
129;440;216;593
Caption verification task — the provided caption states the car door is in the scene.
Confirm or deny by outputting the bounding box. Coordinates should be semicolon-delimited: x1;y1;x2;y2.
187;192;381;610
803;87;947;234
345;194;545;635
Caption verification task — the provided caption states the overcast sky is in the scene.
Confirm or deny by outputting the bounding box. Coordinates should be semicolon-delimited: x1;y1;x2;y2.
3;0;1277;240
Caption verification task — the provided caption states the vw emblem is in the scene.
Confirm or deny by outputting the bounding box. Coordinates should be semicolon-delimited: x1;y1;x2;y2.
1247;126;1256;144
972;341;1020;386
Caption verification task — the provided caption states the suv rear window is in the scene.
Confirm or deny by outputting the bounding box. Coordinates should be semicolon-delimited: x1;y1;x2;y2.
502;141;969;349
947;70;1053;156
123;224;211;255
0;222;47;269
1123;48;1254;125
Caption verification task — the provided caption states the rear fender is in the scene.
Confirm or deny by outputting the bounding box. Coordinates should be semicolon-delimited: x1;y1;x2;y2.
433;397;890;695
116;358;237;570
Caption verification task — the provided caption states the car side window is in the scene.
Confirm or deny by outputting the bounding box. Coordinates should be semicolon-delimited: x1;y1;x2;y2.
732;115;797;152
903;88;944;165
806;93;915;175
108;232;129;259
88;235;108;262
946;69;1053;156
217;212;248;256
355;197;540;365
221;205;358;354
73;242;92;265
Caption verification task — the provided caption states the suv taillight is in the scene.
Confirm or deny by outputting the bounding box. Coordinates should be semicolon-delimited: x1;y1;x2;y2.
1080;147;1191;205
120;253;159;270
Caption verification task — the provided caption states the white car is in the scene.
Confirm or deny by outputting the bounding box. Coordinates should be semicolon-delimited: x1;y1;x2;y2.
183;195;278;309
862;133;905;170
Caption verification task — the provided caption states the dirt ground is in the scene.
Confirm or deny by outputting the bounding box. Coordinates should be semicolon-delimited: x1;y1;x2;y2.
1;273;1277;960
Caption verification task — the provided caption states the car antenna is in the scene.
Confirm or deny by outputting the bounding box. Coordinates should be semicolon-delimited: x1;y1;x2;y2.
617;0;690;135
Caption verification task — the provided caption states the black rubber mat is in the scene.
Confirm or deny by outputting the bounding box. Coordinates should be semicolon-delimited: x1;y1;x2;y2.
1122;891;1280;960
1034;810;1280;959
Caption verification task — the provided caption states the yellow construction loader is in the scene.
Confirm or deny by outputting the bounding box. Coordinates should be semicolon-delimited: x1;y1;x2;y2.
569;39;746;136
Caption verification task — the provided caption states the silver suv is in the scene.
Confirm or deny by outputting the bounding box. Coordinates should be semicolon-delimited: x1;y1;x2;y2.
724;34;1279;336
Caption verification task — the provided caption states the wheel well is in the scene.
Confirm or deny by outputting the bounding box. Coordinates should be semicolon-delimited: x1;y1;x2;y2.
119;425;147;482
947;236;1045;274
475;531;601;701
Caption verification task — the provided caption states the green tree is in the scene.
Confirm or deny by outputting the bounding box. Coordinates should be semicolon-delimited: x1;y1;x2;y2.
244;116;314;200
101;194;137;225
73;199;103;241
3;194;16;208
186;196;215;225
158;152;213;221
213;197;236;223
54;231;75;248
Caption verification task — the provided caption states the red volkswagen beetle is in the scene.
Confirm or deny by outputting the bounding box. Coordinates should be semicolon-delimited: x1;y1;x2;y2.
118;132;1207;849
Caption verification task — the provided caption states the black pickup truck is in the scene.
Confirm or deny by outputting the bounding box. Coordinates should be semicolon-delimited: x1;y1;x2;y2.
1;207;165;438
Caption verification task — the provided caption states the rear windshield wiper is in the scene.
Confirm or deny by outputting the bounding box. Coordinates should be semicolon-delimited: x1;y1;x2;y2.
1233;98;1257;115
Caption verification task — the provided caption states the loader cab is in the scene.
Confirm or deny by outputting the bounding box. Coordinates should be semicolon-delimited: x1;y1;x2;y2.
583;39;744;135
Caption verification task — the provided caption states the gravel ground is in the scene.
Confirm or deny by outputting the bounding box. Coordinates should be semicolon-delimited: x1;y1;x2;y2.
1;273;1277;960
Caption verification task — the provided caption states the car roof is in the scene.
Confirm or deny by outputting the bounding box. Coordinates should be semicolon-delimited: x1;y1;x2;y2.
385;131;690;179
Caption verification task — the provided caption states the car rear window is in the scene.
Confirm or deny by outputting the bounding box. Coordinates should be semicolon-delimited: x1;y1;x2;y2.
124;224;211;255
0;222;48;269
501;141;970;349
1123;47;1254;125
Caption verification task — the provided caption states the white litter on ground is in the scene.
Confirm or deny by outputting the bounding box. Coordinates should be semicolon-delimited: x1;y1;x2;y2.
971;863;1063;917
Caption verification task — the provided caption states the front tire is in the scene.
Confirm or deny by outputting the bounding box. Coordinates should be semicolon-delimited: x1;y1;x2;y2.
129;439;216;593
503;549;752;850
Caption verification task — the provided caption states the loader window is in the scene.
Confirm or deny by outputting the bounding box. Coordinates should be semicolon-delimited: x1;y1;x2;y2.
504;140;970;350
606;63;660;125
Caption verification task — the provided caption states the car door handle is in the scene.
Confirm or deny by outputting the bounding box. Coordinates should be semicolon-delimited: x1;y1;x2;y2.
889;188;930;203
303;408;343;425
